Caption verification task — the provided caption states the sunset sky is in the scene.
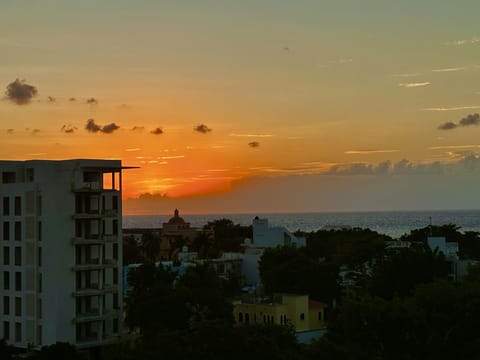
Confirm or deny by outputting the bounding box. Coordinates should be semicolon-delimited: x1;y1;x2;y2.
1;1;480;214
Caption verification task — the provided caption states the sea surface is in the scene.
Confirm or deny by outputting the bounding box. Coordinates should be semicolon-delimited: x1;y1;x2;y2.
123;210;480;239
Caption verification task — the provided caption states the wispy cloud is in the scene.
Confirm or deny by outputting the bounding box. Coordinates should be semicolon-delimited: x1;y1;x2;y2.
248;141;260;148
345;149;399;155
424;105;480;111
61;125;77;134
432;67;467;73
86;97;98;105
131;126;145;131
85;119;120;134
161;155;185;160
445;37;480;46
399;82;430;88
392;73;422;77
125;148;141;152
429;145;480;150
230;133;274;138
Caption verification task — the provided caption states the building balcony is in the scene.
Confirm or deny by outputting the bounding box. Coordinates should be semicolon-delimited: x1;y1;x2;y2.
71;234;119;245
74;309;102;323
76;334;120;349
72;182;102;193
72;210;119;220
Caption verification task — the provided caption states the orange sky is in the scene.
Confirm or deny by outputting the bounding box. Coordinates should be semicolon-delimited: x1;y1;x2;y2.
1;1;480;213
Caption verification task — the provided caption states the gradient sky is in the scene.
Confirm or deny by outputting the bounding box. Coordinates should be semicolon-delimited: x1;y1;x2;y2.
1;1;480;214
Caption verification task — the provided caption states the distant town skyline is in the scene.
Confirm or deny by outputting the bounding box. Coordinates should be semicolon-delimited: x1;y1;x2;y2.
1;1;480;214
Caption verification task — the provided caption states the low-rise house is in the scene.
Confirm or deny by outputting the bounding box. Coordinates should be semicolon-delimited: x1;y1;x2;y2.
233;294;327;342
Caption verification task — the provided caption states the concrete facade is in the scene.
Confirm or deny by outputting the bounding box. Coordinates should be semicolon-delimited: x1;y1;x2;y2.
0;159;125;349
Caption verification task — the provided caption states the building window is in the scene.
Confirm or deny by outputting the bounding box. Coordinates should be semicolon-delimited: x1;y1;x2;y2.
113;220;118;236
38;273;42;293
3;197;9;216
300;313;305;321
15;272;21;291
38;247;42;267
14;197;21;216
3;222;10;241
3;321;9;340
113;293;119;309
2;172;16;184
113;318;119;333
15;297;21;316
38;222;42;241
112;196;118;212
3;246;10;265
3;296;9;315
245;313;250;324
14;222;21;241
113;268;118;285
15;322;21;342
238;312;243;323
113;243;118;260
3;271;10;290
26;168;34;182
318;312;323;321
14;247;21;266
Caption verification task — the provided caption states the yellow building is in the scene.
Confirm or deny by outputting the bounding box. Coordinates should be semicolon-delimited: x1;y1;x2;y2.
233;294;327;332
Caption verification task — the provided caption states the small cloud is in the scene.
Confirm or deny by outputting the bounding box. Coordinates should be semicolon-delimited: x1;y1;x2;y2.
150;127;163;135
438;122;458;130
437;113;480;131
398;82;431;88
31;129;40;135
429;145;480;150
330;58;353;64
86;119;101;133
131;126;145;131
61;125;77;134
432;67;467;73
248;141;260;148
6;129;14;134
459;113;480;127
283;47;290;51
69;97;76;102
194;124;212;134
424;105;480;111
125;148;141;152
86;97;98;105
47;96;56;103
161;155;185;160
101;123;120;134
445;37;480;46
85;119;120;134
5;79;38;105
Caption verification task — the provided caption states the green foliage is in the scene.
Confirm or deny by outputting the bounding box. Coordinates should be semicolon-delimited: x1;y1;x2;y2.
0;339;15;360
123;235;144;265
310;281;480;359
370;243;451;299
305;228;388;267
204;218;252;253
259;246;340;304
141;230;161;262
31;342;85;360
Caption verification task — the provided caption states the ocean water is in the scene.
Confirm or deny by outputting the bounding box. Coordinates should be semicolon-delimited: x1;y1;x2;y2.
123;210;480;239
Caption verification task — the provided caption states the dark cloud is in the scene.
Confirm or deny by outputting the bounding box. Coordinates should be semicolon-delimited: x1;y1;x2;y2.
85;119;120;134
69;97;76;102
194;124;212;134
131;126;145;131
459;113;480;127
47;96;56;103
151;127;163;135
438;113;480;130
248;141;260;148
6;129;14;134
101;123;120;134
86;97;98;105
26;128;40;135
5;79;38;105
438;122;457;130
86;119;102;133
61;125;77;134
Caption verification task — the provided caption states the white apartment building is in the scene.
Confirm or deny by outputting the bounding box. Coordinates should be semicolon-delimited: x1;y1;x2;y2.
0;159;126;349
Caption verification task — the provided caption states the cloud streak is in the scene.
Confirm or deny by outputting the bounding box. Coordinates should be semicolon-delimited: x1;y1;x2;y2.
345;149;399;155
230;133;274;138
424;106;480;111
398;82;431;88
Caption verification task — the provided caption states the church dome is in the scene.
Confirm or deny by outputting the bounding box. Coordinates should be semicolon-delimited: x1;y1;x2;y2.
167;208;186;224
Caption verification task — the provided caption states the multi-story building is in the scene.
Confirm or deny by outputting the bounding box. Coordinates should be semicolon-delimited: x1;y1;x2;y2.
0;159;126;349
